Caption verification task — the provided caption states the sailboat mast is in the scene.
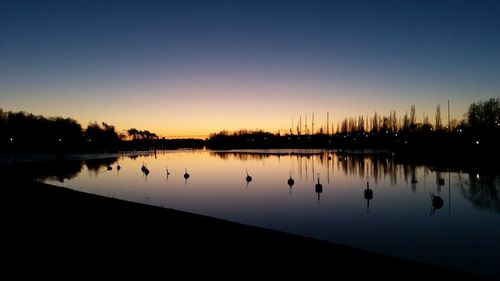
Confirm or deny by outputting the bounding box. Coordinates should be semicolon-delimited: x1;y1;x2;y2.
327;112;329;135
312;113;315;135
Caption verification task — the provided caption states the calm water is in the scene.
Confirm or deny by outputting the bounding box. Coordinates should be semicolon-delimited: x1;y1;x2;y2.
44;149;500;278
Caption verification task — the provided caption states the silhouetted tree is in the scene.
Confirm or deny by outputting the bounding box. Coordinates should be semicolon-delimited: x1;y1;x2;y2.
358;116;365;133
409;105;416;131
84;122;120;147
127;128;139;140
421;115;432;132
0;109;82;151
467;98;500;130
402;111;410;132
372;112;379;133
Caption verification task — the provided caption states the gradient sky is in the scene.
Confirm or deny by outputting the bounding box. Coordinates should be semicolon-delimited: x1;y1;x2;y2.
1;0;499;137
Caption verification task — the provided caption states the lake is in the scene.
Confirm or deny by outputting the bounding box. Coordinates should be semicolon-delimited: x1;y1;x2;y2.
44;149;500;278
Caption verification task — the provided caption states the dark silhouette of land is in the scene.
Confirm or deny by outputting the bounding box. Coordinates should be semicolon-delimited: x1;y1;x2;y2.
1;98;499;153
207;99;500;155
1;179;496;281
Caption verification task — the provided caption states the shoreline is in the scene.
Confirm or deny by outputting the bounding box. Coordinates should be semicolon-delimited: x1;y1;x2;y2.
0;150;154;164
1;180;496;280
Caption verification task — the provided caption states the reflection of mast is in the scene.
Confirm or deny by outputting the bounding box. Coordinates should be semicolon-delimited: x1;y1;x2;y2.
327;153;330;184
448;169;451;216
305;157;308;182
312;155;315;183
299;156;303;180
410;166;418;193
423;167;427;191
332;153;335;178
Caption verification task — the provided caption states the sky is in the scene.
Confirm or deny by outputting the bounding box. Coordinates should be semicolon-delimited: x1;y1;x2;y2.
1;0;499;138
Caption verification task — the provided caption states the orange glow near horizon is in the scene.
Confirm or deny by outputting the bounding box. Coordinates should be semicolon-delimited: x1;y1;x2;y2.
1;0;498;140
2;75;472;139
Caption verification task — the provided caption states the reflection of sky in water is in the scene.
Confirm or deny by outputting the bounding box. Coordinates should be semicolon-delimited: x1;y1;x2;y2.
46;150;500;278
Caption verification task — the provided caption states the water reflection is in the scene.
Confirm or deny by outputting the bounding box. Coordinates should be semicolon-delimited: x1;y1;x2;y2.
9;149;500;278
5;150;499;215
85;158;120;177
210;150;500;211
1;160;81;183
459;173;500;212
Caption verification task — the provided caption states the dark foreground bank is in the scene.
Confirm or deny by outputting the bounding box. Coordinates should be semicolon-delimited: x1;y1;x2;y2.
0;181;495;280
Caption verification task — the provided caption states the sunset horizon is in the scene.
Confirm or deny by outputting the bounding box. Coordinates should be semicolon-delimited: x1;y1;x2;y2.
2;1;500;279
2;0;499;138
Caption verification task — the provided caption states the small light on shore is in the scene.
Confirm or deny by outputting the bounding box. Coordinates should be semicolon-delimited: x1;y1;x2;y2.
476;140;479;145
477;174;480;179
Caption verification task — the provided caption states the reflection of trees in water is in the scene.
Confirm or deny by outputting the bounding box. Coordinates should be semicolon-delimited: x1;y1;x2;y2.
128;154;139;160
2;157;122;182
84;158;119;177
39;161;83;183
336;154;399;185
210;152;276;161
210;151;323;162
0;161;84;183
459;173;500;212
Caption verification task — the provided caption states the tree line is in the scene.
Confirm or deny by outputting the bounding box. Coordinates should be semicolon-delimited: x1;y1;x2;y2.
1;98;498;153
207;98;500;153
0;109;162;152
